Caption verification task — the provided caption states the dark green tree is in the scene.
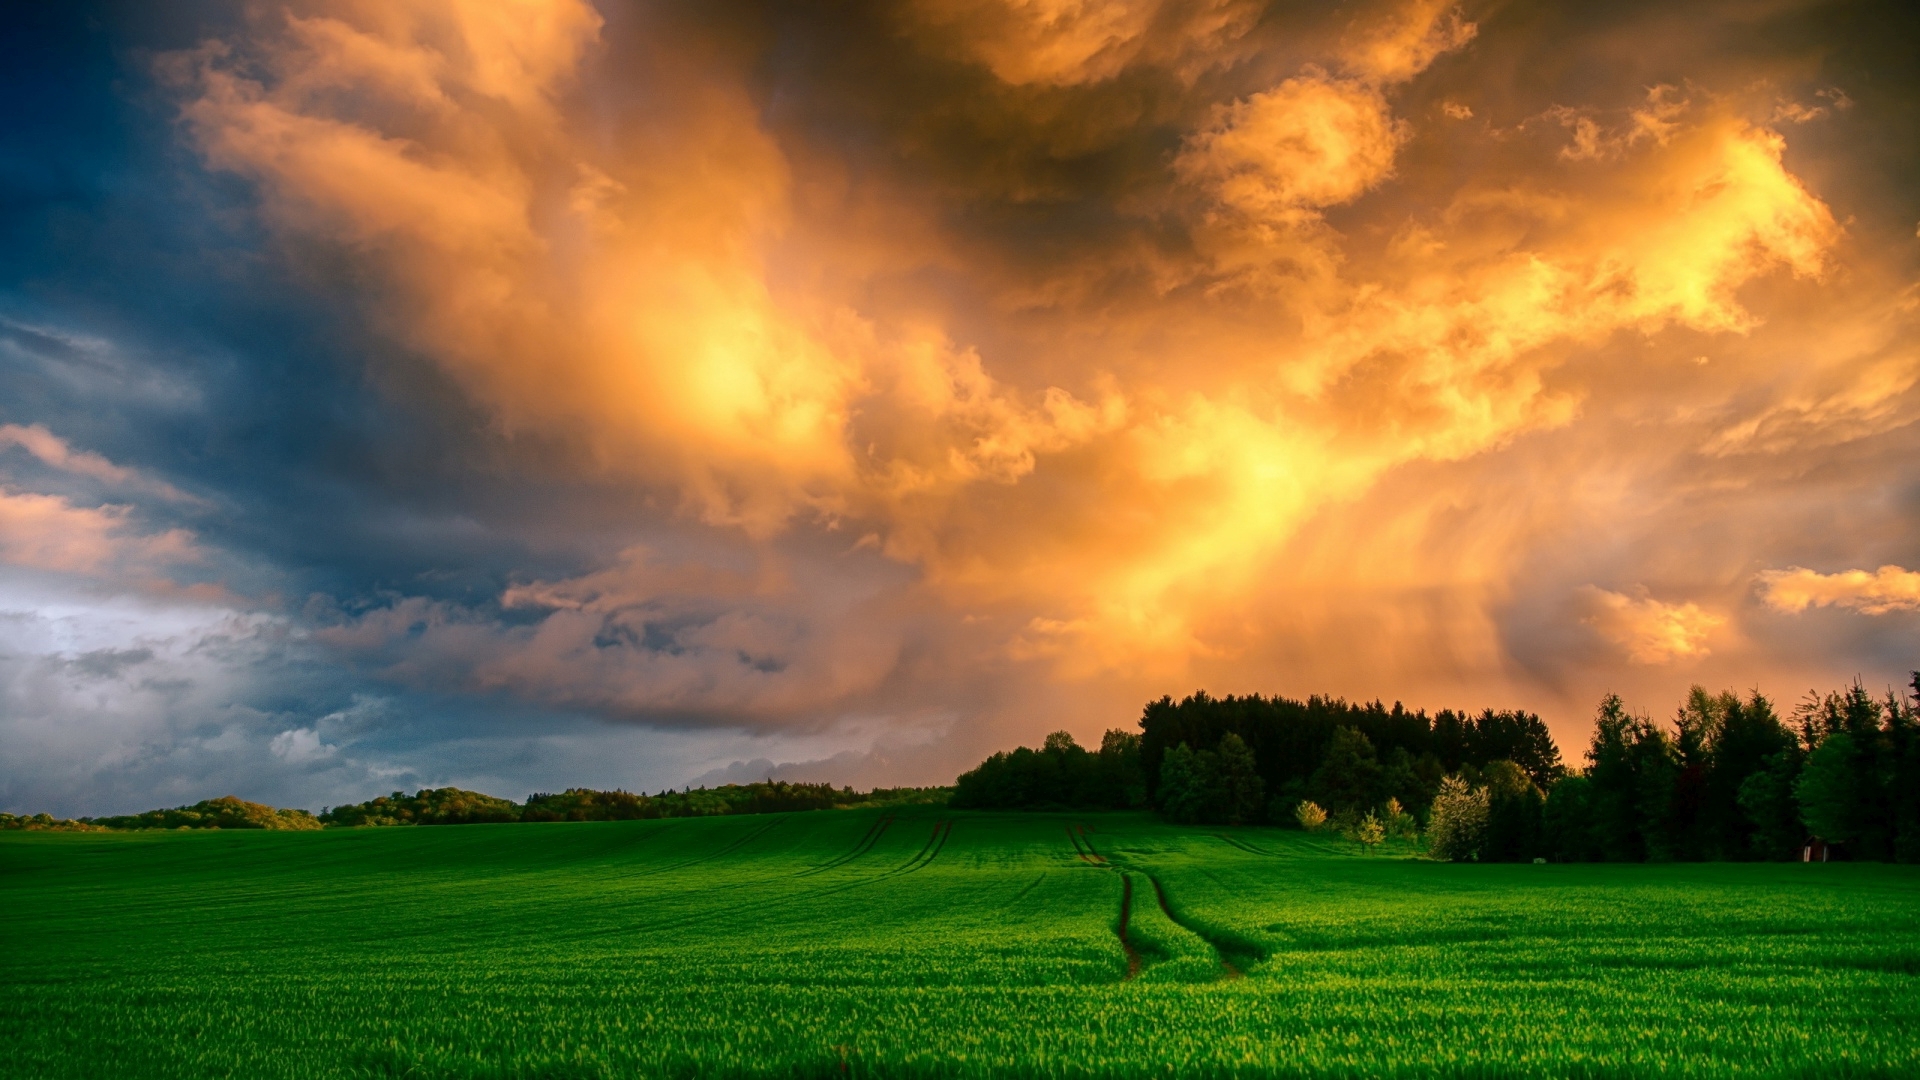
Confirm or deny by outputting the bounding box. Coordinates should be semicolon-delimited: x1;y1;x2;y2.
1890;676;1920;863
1481;760;1546;862
1792;683;1891;858
1584;695;1678;861
1704;691;1795;859
1544;773;1600;861
1158;743;1205;825
1095;729;1149;809
1736;747;1807;860
1796;731;1860;849
1213;733;1265;825
1309;726;1385;818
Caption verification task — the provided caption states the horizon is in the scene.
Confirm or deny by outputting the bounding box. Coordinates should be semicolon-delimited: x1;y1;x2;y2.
4;0;1918;819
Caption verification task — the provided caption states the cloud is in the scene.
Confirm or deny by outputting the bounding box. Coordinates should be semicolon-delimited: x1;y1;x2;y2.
1758;566;1920;615
0;423;199;503
903;0;1264;87
3;0;1913;810
312;544;922;726
270;726;338;764
1339;0;1476;85
1177;73;1408;228
1580;586;1725;665
0;488;200;580
152;0;1888;686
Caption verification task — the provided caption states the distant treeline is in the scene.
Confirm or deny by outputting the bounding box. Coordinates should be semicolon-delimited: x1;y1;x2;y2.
954;673;1920;864
320;781;948;826
953;693;1559;825
1;782;950;833
0;795;322;833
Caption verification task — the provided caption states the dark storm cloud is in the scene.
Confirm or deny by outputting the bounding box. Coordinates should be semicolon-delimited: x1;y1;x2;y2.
1;0;1918;814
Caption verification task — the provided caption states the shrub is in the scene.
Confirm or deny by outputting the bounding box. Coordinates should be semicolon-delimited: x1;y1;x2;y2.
1384;797;1419;840
1293;800;1328;831
1426;775;1489;861
1355;811;1386;849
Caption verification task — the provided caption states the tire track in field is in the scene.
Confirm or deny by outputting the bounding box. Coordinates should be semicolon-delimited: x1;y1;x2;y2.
1079;825;1261;982
797;815;894;877
604;817;956;939
889;818;953;876
1074;824;1142;982
1008;872;1048;905
1066;824;1105;864
627;815;789;879
1117;874;1142;980
1146;873;1264;979
1213;832;1278;857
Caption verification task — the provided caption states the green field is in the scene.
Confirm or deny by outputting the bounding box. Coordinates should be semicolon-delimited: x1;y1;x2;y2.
4;809;1918;1078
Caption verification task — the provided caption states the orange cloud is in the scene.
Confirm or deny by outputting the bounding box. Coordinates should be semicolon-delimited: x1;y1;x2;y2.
165;0;1913;730
1759;566;1920;616
0;489;198;579
1580;587;1725;666
904;0;1263;87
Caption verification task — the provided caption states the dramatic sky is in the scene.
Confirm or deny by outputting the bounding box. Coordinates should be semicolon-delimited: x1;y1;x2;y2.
4;0;1918;815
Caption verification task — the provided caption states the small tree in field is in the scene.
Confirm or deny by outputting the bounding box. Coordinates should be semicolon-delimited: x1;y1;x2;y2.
1294;800;1328;831
1384;797;1419;840
1356;811;1386;850
1427;775;1489;861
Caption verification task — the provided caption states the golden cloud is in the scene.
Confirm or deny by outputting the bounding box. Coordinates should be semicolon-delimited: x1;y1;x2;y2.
1759;566;1920;616
164;0;1917;726
0;489;199;580
1580;587;1726;666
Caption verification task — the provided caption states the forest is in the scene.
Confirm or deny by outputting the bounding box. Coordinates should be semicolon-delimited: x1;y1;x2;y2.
952;674;1920;863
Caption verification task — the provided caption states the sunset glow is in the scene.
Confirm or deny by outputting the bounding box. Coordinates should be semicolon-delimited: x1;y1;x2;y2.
2;0;1916;811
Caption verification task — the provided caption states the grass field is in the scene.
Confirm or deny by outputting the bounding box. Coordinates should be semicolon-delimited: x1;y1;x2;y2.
4;809;1918;1078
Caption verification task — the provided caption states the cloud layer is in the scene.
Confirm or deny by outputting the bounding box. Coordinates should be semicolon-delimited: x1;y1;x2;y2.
2;0;1918;810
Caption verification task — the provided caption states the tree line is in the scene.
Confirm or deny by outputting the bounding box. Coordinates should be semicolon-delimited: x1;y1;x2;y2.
0;795;323;832
952;691;1560;826
952;674;1920;863
2;783;950;832
1531;679;1920;863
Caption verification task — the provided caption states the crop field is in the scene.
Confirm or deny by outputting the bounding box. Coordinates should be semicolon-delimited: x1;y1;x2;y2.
4;810;1919;1078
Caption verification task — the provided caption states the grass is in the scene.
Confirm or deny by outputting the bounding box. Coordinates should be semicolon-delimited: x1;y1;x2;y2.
3;809;1918;1078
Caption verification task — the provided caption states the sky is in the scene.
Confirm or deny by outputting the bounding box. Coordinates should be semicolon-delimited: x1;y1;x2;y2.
2;0;1917;817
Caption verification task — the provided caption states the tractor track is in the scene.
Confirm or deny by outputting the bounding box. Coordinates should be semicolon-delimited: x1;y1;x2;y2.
1075;823;1258;983
1117;874;1142;979
1213;832;1278;857
798;814;894;876
1066;824;1106;864
1074;825;1141;982
578;816;953;941
1146;873;1259;979
891;818;953;876
628;815;788;879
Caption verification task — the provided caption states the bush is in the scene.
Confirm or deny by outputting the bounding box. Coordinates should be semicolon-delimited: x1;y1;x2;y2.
1354;811;1386;849
1383;798;1418;839
1293;800;1328;831
1426;775;1488;861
